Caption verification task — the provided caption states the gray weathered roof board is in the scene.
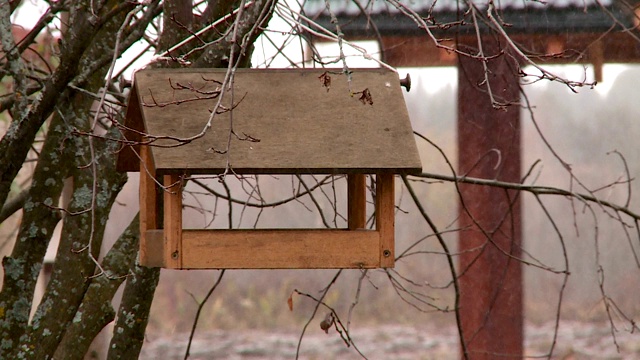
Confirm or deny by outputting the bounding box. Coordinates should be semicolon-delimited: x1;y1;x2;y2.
304;0;613;14
303;0;630;36
119;68;422;175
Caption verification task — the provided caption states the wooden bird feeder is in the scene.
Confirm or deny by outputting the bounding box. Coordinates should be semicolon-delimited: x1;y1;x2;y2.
117;68;421;269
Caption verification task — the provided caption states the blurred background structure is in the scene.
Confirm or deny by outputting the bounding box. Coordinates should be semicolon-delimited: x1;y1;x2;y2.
2;1;640;359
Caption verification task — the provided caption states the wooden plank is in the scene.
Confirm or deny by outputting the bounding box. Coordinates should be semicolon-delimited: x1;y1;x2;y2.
181;229;380;269
163;174;182;268
134;68;421;175
376;173;395;268
375;33;640;68
381;36;457;67
138;143;157;266
348;174;366;230
140;229;165;267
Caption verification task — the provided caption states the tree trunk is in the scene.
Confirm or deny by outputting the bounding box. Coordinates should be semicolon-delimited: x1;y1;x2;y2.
107;265;160;359
0;109;72;353
54;215;140;359
14;130;127;358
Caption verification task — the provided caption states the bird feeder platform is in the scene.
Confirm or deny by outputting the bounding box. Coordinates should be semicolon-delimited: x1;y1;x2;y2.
117;68;421;269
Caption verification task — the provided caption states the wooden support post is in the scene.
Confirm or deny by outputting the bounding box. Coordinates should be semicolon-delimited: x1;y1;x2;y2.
457;38;523;358
348;174;366;230
139;143;157;266
589;39;604;83
376;173;395;268
163;174;182;268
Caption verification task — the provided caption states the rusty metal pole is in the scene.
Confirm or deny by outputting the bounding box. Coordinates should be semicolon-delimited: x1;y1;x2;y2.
457;38;523;359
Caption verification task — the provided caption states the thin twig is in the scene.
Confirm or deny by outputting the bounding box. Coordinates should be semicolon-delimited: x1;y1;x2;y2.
184;271;226;360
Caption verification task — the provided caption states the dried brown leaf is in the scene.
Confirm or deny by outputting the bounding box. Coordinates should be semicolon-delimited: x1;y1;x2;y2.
318;71;331;92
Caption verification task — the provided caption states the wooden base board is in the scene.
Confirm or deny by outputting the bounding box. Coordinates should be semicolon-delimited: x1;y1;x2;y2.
141;229;386;269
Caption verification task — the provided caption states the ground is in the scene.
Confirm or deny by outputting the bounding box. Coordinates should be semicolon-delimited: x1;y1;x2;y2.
140;321;640;359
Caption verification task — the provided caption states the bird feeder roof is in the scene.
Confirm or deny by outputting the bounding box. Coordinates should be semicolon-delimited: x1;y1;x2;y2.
117;68;422;175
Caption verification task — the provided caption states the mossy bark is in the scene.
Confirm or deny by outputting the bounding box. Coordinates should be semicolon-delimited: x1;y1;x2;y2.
0;109;73;355
13;128;127;358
